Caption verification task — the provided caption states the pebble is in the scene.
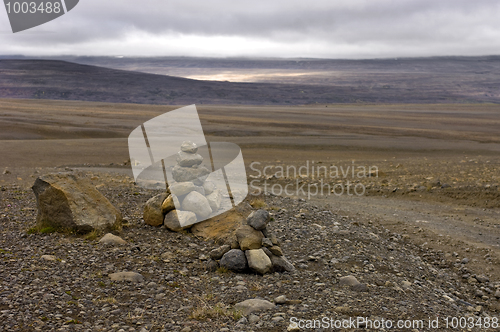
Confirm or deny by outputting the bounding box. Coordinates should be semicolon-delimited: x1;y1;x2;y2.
339;275;360;287
99;233;126;245
234;299;275;315
274;295;287;304
248;314;260;324
109;272;144;283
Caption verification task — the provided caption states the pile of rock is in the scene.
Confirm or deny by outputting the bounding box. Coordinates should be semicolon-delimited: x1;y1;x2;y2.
208;210;295;274
143;141;222;231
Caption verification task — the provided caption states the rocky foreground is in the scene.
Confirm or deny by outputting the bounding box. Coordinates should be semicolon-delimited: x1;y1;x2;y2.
1;169;499;332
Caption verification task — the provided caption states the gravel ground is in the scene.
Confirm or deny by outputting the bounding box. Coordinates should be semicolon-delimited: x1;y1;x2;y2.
1;169;499;331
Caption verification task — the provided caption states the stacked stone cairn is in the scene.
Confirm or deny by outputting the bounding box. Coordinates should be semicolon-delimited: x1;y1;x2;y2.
207;209;295;275
143;141;222;231
142;141;294;275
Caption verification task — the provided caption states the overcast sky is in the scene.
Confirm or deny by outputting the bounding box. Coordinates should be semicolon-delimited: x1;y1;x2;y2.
1;0;500;58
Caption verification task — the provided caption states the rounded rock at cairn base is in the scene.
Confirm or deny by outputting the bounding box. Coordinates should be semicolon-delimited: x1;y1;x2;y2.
181;191;213;219
220;249;248;272
143;192;168;226
164;209;197;232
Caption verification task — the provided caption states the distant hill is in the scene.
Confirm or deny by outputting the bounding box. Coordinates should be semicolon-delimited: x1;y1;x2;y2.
0;58;499;104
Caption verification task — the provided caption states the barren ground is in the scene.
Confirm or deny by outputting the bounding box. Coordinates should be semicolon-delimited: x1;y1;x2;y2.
0;99;499;330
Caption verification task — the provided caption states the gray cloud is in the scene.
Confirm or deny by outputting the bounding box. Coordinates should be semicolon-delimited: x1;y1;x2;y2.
1;0;499;57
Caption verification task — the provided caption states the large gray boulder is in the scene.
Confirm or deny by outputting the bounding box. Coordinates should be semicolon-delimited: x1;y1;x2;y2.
246;249;272;274
32;173;122;232
182;191;212;219
220;249;248;272
143;193;168;226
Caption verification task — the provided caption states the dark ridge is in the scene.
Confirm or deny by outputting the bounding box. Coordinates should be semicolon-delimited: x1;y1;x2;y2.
0;59;499;105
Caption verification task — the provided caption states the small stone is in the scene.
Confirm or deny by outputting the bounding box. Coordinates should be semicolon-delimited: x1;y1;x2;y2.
143;193;168;227
169;182;197;196
274;295;287;304
401;280;412;289
220;249;248;272
287;323;301;331
352;283;368;292
209;245;231;260
461;258;469;264
203;181;216;195
262;238;273;248
206;259;219;272
161;195;177;214
164;210;197;231
270;254;295;272
182;191;212;219
41;255;56;261
99;233;126;245
236;225;264;250
233;285;248;292
236;317;248;325
234;299;275;315
172;164;210;183
176;151;203;167
269;246;283;256
494;290;500;299
475;275;489;283
339;275;360;287
246;210;270;231
248;314;260;324
181;141;198;153
246;249;273;274
262;247;273;257
109;272;144;283
334;306;350;314
206;190;222;212
468;277;478;285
